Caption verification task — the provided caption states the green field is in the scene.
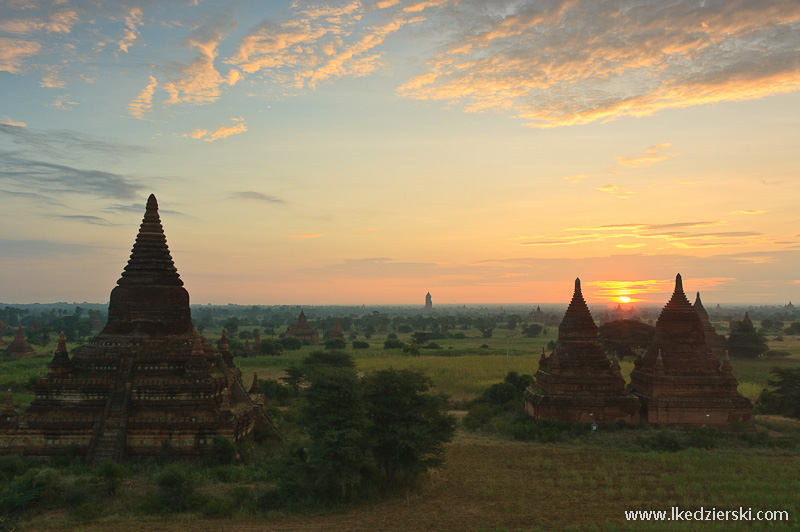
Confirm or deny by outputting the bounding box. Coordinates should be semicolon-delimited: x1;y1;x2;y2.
3;327;800;531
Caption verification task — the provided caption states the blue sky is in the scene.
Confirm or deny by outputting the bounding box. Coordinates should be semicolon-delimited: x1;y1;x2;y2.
2;0;800;305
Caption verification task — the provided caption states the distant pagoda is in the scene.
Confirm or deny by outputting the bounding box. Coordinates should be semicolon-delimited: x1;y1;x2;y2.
285;310;319;345
0;194;278;462
526;279;641;425
629;274;752;426
4;326;35;357
425;292;432;310
329;318;344;339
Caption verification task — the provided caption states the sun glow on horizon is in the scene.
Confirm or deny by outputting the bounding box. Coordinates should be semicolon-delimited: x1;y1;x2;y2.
619;296;631;303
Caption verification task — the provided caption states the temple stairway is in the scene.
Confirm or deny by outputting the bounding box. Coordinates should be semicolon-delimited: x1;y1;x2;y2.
87;359;132;464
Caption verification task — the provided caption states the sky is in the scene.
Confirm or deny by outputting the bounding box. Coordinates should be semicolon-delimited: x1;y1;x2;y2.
1;0;800;306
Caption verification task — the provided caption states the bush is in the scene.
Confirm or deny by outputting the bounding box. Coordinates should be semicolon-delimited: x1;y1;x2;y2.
463;403;498;430
325;337;347;350
384;338;405;349
450;332;466;339
156;465;195;511
201;497;234;517
422;342;442;349
635;430;684;452
208;435;236;466
260;378;293;406
483;382;518;406
278;336;303;351
97;459;130;495
352;340;370;349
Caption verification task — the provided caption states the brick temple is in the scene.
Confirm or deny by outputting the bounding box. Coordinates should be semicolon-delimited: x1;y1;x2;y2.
526;278;641;425
0;194;278;462
4;326;35;357
629;274;752;426
284;310;319;345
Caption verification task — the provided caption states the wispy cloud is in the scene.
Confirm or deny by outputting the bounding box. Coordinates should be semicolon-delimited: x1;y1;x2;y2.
730;209;768;215
615;143;676;168
563;174;588;184
0;37;41;73
128;76;158;120
55;214;116;226
0;153;141;200
117;6;143;53
227;1;442;93
595;184;634;199
229;191;287;204
396;0;800;127
183;117;247;142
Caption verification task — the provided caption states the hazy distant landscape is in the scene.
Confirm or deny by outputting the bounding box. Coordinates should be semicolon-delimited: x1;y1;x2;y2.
2;300;799;531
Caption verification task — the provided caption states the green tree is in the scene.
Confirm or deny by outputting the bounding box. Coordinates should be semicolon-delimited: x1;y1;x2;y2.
362;369;456;483
598;319;655;359
757;367;800;419
521;323;543;338
300;366;371;499
728;319;768;358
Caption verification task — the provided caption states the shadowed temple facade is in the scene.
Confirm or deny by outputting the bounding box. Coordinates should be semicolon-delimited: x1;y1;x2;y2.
0;195;278;462
526;278;641;425
528;274;752;427
628;274;752;425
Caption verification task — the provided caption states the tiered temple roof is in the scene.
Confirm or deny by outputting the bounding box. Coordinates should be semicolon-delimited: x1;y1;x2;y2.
629;274;751;426
0;194;278;462
525;279;640;425
5;326;35;357
285;310;319;345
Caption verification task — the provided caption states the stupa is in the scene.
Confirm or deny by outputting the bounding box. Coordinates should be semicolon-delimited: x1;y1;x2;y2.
285;310;319;345
4;326;35;357
0;194;278;462
629;274;752;425
526;279;641;424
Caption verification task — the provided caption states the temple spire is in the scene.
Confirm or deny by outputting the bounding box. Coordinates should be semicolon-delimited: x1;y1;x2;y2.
558;277;597;344
104;194;193;335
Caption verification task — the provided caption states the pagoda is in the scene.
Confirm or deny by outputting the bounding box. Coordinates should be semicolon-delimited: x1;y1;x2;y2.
693;292;726;358
0;194;278;462
285;310;319;345
629;274;752;426
329;318;344;339
4;326;35;357
525;279;641;425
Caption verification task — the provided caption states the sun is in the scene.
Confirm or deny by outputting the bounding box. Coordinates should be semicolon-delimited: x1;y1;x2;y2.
619;296;631;303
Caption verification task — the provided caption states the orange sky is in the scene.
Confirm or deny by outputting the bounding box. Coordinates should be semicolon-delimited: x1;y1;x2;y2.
2;1;800;305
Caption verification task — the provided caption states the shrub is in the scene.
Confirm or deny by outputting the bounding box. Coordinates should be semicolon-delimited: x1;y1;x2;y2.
208;435;236;466
325;337;347;350
422;342;442;349
352;340;370;349
635;430;684;452
278;337;303;351
156;465;195;511
483;382;518;406
260;378;293;405
383;338;405;349
463;403;498;430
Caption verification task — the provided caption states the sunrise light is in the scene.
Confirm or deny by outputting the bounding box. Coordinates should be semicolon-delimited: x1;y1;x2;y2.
619;296;631;303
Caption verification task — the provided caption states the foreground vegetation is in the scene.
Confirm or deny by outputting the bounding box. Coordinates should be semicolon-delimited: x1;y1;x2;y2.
2;307;800;531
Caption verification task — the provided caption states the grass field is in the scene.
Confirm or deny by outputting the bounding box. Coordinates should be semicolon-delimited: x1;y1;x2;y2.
4;327;800;531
